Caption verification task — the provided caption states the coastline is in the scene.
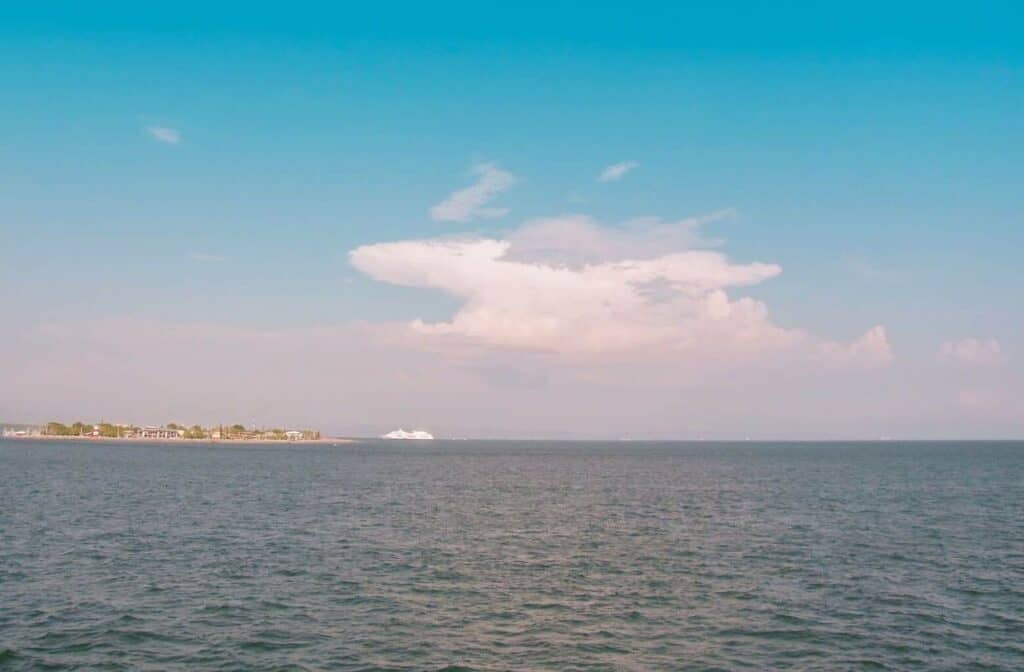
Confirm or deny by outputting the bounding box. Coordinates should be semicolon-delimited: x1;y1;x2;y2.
1;435;356;445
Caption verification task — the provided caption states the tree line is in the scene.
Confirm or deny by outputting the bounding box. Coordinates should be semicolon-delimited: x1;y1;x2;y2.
42;422;320;440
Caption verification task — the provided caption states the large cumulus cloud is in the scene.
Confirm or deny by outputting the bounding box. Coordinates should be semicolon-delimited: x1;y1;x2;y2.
350;214;891;366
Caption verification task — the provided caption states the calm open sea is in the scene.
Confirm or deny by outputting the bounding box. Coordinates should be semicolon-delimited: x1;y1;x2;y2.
1;439;1022;670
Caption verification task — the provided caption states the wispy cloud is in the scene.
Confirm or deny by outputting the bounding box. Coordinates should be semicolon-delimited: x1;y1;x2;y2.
938;338;1002;366
597;161;639;183
189;252;224;263
146;126;181;144
430;162;516;222
504;210;730;267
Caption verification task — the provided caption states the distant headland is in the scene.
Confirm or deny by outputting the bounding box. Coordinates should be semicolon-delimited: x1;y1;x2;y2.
2;421;324;442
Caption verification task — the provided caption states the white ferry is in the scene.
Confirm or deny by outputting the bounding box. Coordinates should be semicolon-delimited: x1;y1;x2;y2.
381;429;435;440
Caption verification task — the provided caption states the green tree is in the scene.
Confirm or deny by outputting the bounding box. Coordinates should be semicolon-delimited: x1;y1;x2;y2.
45;422;71;436
98;423;120;438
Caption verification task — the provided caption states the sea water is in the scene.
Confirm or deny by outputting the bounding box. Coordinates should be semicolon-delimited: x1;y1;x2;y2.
1;439;1022;670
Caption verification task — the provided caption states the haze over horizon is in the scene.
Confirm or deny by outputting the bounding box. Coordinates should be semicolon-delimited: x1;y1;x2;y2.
2;3;1022;439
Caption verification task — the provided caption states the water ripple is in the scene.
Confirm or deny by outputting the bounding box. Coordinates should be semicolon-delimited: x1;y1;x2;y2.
2;439;1023;670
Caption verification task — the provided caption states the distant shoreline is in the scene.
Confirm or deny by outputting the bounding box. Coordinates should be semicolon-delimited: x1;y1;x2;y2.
2;435;356;445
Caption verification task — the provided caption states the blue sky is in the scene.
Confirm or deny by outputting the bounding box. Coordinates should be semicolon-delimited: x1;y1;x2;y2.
2;3;1022;437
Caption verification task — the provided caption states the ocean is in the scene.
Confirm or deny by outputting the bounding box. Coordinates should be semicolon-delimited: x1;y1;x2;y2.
1;439;1022;670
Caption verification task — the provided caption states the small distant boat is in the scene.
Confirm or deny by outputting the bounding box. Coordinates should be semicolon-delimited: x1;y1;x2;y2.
381;429;435;440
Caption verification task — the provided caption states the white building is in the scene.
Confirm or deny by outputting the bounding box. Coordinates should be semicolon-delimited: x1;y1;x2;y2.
137;426;183;439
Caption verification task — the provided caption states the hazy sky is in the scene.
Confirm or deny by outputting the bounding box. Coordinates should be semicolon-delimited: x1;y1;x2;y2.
2;3;1022;438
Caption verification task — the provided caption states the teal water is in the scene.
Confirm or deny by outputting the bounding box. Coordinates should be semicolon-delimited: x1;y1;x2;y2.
1;439;1022;670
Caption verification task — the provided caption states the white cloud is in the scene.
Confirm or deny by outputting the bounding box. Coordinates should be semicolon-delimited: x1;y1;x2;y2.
353;237;781;353
429;162;516;222
938;338;1002;366
146;126;180;144
816;325;893;368
597;161;639;182
350;214;890;365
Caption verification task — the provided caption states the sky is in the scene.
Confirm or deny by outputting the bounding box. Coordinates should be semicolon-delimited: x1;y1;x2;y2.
1;2;1022;438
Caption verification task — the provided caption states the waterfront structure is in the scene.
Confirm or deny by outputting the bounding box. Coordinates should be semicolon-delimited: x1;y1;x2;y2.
136;426;183;440
18;421;320;441
2;427;38;438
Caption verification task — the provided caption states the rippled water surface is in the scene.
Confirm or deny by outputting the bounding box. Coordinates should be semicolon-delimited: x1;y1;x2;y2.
2;439;1023;670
